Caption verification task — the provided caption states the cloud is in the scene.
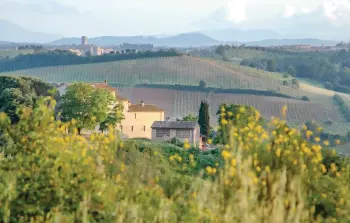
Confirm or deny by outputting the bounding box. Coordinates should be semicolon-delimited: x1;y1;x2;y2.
284;5;296;17
301;8;312;13
226;0;246;23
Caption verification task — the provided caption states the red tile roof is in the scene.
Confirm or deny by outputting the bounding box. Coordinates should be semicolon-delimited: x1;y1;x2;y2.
90;83;117;92
128;104;164;112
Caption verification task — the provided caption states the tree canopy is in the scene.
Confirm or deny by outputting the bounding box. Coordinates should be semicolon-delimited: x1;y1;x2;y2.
0;76;57;123
58;82;118;134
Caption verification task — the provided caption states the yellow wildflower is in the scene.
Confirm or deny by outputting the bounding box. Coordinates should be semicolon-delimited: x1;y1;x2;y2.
321;164;327;173
265;166;271;173
231;158;237;167
221;150;231;160
221;119;228;125
239;107;246;113
253;177;259;185
330;163;337;172
206;166;213;174
281;105;288;117
275;149;281;157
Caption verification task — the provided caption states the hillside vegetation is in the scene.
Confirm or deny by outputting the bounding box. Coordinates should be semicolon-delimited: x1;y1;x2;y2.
213;46;350;94
0;97;349;222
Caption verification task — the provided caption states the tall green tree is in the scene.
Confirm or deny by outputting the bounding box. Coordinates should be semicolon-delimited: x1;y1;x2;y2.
198;101;210;142
267;59;277;72
59;82;116;134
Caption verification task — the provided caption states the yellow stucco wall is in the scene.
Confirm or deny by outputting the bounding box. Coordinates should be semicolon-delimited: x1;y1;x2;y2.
119;103;164;139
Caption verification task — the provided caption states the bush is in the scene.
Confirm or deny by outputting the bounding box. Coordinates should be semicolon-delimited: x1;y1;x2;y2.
325;81;334;90
199;80;207;89
301;96;310;101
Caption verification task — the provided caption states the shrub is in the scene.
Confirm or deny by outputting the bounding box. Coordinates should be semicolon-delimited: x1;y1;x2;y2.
301;96;310;101
325;81;334;90
199;80;207;89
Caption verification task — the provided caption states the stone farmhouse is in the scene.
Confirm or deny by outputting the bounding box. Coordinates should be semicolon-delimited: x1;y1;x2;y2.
151;121;201;146
57;82;165;139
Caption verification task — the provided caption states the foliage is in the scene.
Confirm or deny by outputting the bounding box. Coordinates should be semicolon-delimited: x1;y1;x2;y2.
332;94;350;122
0;76;57;123
303;121;348;147
198;101;210;141
0;99;350;223
267;59;277;72
301;96;310;101
99;103;124;132
287;65;296;76
59;82;116;133
325;81;334;90
182;113;198;122
227;47;350;94
215;103;266;144
0;99;349;222
199;80;206;89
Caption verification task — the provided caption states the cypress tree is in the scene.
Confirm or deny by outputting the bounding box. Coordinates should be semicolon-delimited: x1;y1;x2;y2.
198;101;210;142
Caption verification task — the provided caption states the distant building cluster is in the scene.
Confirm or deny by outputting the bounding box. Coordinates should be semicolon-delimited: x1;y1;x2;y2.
62;37;155;56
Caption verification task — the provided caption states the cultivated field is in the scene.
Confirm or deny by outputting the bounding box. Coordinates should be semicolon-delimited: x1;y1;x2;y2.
117;87;350;134
1;55;349;135
0;56;287;91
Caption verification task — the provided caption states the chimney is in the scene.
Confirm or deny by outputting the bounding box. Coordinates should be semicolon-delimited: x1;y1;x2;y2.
140;100;144;107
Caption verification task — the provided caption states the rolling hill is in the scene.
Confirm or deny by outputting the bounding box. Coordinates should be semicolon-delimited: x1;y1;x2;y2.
0;19;62;43
1;55;349;135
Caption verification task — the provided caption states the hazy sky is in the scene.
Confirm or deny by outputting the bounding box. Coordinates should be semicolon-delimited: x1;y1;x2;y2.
0;0;349;37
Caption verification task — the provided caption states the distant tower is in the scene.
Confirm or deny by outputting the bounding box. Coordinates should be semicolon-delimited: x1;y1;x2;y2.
81;36;88;45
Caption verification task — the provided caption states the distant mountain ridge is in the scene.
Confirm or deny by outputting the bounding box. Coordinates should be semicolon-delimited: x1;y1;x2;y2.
243;38;338;47
50;33;219;47
0;19;62;43
50;35;337;48
0;19;339;47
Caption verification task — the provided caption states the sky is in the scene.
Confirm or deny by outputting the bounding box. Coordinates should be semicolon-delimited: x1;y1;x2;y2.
0;0;349;37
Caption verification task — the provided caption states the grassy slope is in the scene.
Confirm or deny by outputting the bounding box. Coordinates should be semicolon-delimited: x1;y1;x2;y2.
0;55;349;135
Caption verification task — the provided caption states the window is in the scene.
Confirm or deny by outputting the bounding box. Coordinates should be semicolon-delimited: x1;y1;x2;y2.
176;130;191;138
131;126;134;131
143;126;146;131
156;129;170;137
